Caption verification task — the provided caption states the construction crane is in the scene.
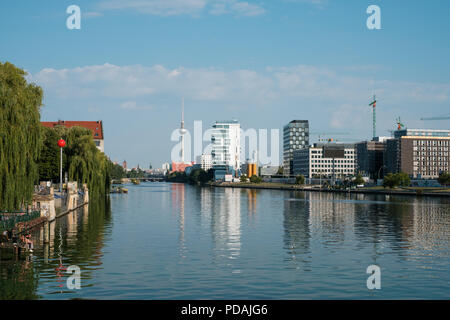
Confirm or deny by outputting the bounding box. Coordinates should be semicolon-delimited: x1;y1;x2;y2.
396;117;405;130
369;95;377;139
420;114;450;121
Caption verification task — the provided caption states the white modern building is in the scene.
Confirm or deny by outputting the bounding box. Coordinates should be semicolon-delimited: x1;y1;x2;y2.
293;143;356;179
211;120;241;170
196;154;213;171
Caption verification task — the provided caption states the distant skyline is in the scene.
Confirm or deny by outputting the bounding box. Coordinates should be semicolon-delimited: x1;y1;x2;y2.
2;0;450;167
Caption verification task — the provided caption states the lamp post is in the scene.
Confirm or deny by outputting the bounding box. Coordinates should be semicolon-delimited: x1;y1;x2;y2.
377;165;387;185
57;139;66;192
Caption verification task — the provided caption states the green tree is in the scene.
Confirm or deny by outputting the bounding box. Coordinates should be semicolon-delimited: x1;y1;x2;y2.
39;125;111;196
0;62;43;210
110;162;126;180
240;175;248;183
295;174;305;185
397;172;411;187
353;173;365;185
383;172;410;188
37;126;60;182
276;166;284;175
250;175;262;183
438;172;450;186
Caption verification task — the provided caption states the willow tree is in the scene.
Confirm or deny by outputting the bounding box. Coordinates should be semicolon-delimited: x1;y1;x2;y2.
0;62;43;211
40;125;111;197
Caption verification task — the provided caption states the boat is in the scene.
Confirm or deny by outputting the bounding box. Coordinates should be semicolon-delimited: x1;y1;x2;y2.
131;179;141;185
110;186;128;194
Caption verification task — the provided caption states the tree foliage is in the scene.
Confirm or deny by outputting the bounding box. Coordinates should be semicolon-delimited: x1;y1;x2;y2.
240;174;248;183
250;175;262;183
438;172;450;186
110;162;126;180
0;62;43;210
187;168;213;185
295;174;305;185
353;173;365;185
38;125;111;197
383;172;411;188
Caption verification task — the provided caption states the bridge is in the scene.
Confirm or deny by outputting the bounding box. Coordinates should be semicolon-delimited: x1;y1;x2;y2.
111;175;166;184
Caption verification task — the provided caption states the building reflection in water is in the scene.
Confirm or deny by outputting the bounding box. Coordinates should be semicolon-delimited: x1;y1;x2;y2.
210;188;242;261
307;192;355;245
171;183;187;258
283;192;311;270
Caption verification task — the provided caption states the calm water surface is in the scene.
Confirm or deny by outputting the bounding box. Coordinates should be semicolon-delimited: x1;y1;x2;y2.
1;182;449;299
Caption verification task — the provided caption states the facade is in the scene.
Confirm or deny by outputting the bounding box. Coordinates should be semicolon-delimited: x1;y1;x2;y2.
41;120;105;153
385;129;450;179
171;161;194;173
242;162;258;177
196;154;213;171
259;165;279;177
293;143;356;179
355;140;387;179
283;120;309;176
211;120;241;171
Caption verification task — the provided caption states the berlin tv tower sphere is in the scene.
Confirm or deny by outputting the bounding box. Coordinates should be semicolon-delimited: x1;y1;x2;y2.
179;128;187;135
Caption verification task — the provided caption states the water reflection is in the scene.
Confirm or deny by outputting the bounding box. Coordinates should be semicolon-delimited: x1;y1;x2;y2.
211;188;242;261
1;184;449;299
283;193;311;270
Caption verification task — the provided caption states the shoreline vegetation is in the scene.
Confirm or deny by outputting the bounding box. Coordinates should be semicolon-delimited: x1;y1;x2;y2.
209;182;450;197
166;167;450;197
0;62;111;212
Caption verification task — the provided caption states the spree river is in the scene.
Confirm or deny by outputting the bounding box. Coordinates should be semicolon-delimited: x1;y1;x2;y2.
1;183;449;299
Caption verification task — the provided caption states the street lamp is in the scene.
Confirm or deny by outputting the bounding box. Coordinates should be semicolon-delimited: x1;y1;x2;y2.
377;165;387;184
57;138;66;192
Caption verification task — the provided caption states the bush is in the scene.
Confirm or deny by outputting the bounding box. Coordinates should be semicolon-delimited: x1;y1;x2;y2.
240;175;248;183
383;172;411;188
250;175;262;183
353;173;365;185
438;172;450;186
295;175;305;185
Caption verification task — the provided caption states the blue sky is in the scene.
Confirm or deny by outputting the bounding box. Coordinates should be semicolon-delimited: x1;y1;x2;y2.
2;0;450;167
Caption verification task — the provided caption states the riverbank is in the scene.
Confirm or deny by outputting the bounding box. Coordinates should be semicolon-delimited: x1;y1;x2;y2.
210;182;450;197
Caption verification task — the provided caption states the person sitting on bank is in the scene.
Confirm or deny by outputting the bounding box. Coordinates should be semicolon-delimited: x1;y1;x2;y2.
1;230;10;242
25;234;34;252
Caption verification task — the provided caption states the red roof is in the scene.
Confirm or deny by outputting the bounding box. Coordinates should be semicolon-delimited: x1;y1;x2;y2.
41;120;104;140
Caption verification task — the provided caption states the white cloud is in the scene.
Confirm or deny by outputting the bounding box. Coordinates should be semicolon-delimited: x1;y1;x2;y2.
97;0;265;17
83;11;104;18
29;63;450;137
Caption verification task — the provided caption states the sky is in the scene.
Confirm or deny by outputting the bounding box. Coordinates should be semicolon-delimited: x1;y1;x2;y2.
1;0;450;168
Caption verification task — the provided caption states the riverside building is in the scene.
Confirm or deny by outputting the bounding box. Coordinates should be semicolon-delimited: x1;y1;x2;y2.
211;120;241;171
283;120;309;176
385;129;450;179
293;143;356;179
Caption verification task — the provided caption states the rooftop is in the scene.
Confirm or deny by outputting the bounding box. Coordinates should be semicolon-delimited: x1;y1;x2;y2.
41;120;104;140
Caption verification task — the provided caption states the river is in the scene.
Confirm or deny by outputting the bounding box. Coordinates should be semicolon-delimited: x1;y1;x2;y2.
1;182;449;299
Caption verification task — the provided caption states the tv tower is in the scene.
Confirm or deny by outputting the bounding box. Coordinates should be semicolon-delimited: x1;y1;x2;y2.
369;95;377;139
179;97;187;162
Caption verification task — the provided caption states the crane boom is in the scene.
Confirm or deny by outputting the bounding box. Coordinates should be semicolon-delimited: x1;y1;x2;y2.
420;116;450;121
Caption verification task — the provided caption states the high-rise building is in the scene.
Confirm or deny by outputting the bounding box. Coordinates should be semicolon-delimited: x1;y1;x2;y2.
283;120;309;176
211;120;241;170
355;138;389;179
293;143;356;179
196;154;212;171
385;129;450;179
